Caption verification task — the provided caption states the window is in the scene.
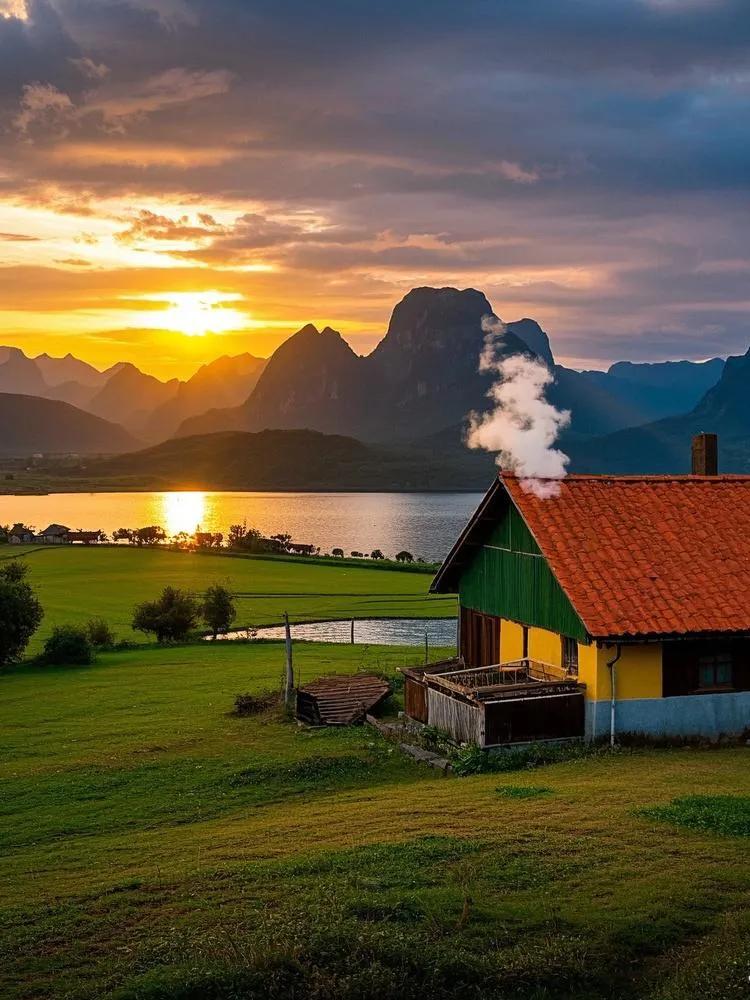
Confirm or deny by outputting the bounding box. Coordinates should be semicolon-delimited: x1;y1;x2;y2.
697;654;733;691
562;636;579;675
663;640;749;697
522;626;529;659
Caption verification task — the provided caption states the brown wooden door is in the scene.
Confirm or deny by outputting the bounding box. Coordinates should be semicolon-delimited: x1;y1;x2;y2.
460;607;501;667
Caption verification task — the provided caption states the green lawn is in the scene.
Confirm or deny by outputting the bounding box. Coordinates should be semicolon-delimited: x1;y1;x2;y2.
2;640;750;999
12;546;454;648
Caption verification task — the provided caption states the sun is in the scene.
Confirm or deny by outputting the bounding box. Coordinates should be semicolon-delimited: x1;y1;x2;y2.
143;291;247;337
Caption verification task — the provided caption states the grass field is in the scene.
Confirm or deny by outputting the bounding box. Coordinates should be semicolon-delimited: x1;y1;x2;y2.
2;639;750;999
5;545;454;648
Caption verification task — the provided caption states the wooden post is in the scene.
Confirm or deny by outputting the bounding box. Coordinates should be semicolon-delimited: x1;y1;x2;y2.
283;612;294;709
351;619;355;644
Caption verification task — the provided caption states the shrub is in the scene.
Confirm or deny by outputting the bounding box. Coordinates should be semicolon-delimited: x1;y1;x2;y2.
41;626;93;666
395;550;414;563
0;560;43;665
85;618;116;649
370;549;385;560
132;586;201;643
233;690;280;716
451;740;613;776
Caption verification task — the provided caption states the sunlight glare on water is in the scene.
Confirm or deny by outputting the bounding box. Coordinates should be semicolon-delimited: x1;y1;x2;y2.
156;491;208;537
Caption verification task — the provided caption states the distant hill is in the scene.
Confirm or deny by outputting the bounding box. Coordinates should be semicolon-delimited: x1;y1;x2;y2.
0;347;49;396
86;363;181;433
69;428;496;491
0;393;139;457
569;349;750;473
34;351;106;387
144;353;266;440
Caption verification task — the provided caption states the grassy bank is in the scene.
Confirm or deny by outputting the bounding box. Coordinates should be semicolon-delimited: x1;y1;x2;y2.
9;545;454;649
2;640;750;998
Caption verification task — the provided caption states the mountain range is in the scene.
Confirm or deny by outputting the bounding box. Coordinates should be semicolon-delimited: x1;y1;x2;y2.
0;347;266;449
569;348;750;473
0;285;745;479
176;287;726;445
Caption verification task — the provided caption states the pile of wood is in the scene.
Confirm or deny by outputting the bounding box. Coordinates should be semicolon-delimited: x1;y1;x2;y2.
296;674;392;726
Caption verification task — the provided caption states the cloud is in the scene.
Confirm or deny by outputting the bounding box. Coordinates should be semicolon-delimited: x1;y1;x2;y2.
85;67;233;127
69;56;109;80
0;0;27;20
0;231;38;240
13;81;75;136
114;209;226;245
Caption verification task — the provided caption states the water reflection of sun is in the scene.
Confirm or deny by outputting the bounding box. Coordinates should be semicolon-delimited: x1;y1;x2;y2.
159;492;207;537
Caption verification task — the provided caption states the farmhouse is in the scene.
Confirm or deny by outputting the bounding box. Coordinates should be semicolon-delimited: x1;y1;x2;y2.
39;524;70;544
425;437;750;744
8;523;34;545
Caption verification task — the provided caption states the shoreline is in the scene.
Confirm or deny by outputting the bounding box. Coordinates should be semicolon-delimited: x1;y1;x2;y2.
0;483;487;497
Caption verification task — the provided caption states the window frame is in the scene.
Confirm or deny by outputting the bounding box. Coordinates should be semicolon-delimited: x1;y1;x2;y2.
561;635;579;675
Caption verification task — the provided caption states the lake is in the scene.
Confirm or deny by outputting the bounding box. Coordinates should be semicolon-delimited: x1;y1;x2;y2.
0;491;483;562
213;617;458;647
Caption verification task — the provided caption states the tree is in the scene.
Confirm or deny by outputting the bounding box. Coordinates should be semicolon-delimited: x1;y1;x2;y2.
228;522;248;547
202;584;236;639
370;549;385;560
132;587;200;643
332;547;344;558
41;626;93;666
350;551;363;558
112;527;134;544
135;525;166;546
196;532;224;549
0;560;43;665
395;550;414;563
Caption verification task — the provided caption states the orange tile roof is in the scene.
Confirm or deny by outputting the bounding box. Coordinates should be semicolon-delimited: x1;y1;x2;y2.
503;473;750;639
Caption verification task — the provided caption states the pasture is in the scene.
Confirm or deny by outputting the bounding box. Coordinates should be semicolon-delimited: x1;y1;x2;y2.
2;638;750;999
3;545;454;648
3;544;750;998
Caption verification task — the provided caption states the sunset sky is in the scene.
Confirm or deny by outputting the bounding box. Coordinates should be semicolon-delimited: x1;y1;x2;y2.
1;0;749;380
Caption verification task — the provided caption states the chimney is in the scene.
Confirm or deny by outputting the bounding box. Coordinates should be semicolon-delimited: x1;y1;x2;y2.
691;433;718;476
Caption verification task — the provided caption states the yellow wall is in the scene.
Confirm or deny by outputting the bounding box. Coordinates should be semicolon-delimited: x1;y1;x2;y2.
495;619;663;702
596;643;662;701
577;642;599;699
528;626;562;666
500;619;525;662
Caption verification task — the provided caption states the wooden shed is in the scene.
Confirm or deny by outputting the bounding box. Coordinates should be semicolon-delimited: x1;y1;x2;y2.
402;658;585;746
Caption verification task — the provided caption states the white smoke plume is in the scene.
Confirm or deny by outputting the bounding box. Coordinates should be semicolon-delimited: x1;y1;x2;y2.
466;315;571;499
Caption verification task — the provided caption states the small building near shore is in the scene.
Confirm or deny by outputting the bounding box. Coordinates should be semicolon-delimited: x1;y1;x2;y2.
429;441;750;743
66;530;102;545
8;523;34;545
40;524;70;544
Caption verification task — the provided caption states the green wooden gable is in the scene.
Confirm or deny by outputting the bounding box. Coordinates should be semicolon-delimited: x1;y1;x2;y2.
458;495;589;643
